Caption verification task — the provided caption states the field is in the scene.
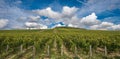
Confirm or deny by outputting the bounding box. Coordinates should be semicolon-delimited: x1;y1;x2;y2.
0;27;120;59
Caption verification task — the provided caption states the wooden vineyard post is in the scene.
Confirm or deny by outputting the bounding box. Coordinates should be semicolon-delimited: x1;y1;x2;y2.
53;39;57;55
33;46;36;59
89;45;92;59
20;44;23;53
54;39;57;48
47;45;50;57
73;46;79;59
104;46;107;57
61;44;63;56
74;46;77;56
6;45;8;52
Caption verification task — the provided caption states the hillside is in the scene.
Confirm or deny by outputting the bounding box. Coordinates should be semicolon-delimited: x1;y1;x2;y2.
0;27;120;59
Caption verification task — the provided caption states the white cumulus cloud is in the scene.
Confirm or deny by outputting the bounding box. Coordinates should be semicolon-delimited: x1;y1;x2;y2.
80;13;100;26
62;6;78;17
33;6;78;19
0;19;9;28
25;22;38;27
33;7;61;19
33;8;120;30
100;22;114;28
67;24;78;28
110;24;120;30
90;22;120;30
25;22;48;29
39;24;48;29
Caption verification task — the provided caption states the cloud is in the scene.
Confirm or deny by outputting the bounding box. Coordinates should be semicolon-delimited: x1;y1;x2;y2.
28;16;40;21
0;0;37;29
49;12;100;28
80;13;100;26
39;24;48;29
25;22;48;29
0;19;9;28
100;22;114;28
102;16;120;24
110;24;120;30
17;16;27;21
33;7;61;19
67;24;78;28
33;6;79;27
52;23;66;28
62;6;78;17
15;0;22;4
33;6;78;19
33;6;119;30
61;12;120;30
90;22;120;30
25;22;38;27
77;0;120;17
67;15;80;25
0;0;119;30
90;22;113;30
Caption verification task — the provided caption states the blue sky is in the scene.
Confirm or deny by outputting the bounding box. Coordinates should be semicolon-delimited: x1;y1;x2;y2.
0;0;120;30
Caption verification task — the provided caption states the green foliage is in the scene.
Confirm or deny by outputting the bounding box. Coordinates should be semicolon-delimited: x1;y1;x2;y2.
0;27;120;56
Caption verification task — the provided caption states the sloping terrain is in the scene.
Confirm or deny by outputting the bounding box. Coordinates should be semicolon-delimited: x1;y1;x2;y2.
0;27;120;59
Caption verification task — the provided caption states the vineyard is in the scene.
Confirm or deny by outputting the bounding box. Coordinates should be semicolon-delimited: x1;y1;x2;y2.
0;27;120;59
